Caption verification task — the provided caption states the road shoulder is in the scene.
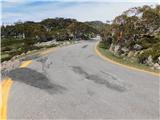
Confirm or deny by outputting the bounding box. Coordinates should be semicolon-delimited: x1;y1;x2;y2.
95;41;160;77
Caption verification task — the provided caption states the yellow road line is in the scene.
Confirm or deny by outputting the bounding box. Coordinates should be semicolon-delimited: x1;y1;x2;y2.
95;41;160;77
0;78;13;120
20;60;32;68
40;47;56;56
1;60;32;120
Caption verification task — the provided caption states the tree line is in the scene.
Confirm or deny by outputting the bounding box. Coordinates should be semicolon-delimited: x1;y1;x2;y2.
1;18;98;61
100;5;160;67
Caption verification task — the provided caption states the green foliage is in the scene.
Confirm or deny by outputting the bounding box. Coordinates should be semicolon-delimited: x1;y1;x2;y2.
85;21;105;33
1;18;97;62
135;36;159;49
138;47;160;63
99;41;111;49
100;5;160;64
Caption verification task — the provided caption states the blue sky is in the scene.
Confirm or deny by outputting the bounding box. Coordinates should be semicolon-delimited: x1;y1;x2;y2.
1;0;159;24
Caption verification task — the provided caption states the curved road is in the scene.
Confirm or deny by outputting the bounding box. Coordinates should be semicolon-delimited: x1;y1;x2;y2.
6;40;159;119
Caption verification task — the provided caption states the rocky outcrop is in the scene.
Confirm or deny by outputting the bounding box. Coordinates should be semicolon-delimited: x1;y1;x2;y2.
127;51;135;58
146;55;154;66
34;40;58;47
121;47;129;53
158;56;160;64
133;44;143;51
153;63;160;70
109;43;114;52
1;59;21;77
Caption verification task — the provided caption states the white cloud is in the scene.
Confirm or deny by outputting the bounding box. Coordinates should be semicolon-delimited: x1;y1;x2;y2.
1;0;159;3
1;1;158;24
59;0;158;2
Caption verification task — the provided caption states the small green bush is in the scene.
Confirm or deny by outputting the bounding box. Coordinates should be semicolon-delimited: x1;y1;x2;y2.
99;41;111;49
138;48;160;63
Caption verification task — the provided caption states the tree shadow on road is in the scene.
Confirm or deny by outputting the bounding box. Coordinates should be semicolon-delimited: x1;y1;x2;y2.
7;68;67;95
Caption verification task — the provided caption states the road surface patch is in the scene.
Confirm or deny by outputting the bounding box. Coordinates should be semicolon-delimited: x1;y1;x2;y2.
95;41;160;77
71;66;126;92
7;68;67;94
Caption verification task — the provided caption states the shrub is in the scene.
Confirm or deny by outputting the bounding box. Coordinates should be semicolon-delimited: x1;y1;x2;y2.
138;48;160;63
99;41;110;49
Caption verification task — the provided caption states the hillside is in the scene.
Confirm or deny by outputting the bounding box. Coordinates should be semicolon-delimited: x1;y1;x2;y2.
1;18;98;62
85;21;106;33
99;5;160;70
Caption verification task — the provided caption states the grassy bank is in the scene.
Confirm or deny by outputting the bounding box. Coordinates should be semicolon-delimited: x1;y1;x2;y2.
97;43;160;73
1;40;78;62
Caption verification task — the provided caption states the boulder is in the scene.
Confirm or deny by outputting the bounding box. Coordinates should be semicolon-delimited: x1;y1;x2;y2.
26;51;31;54
121;54;126;57
146;55;154;66
21;53;25;56
153;63;160;70
114;44;121;54
109;43;114;52
133;44;143;50
134;51;139;56
11;56;17;60
121;47;129;53
127;51;134;57
139;50;144;55
158;56;160;64
66;41;70;45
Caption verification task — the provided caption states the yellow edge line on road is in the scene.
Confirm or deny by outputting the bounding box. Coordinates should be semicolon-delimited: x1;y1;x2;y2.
40;47;56;55
95;41;160;77
1;60;32;120
0;78;13;120
20;60;32;68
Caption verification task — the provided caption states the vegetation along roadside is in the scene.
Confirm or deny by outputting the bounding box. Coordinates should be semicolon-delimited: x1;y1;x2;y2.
99;5;160;71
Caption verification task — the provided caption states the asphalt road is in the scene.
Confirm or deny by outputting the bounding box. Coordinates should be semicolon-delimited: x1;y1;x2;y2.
7;39;159;119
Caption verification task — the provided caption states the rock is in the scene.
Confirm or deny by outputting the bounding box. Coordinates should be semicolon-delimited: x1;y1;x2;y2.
32;50;37;52
114;45;121;54
66;41;70;45
2;61;7;64
1;58;22;78
158;56;160;64
26;51;31;54
134;51;139;56
153;63;160;70
21;53;25;56
12;56;17;60
15;55;19;58
11;55;19;61
34;40;57;47
123;57;126;60
109;43;114;52
127;51;134;57
121;54;126;57
139;50;144;55
146;55;154;66
121;47;129;53
133;44;143;50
